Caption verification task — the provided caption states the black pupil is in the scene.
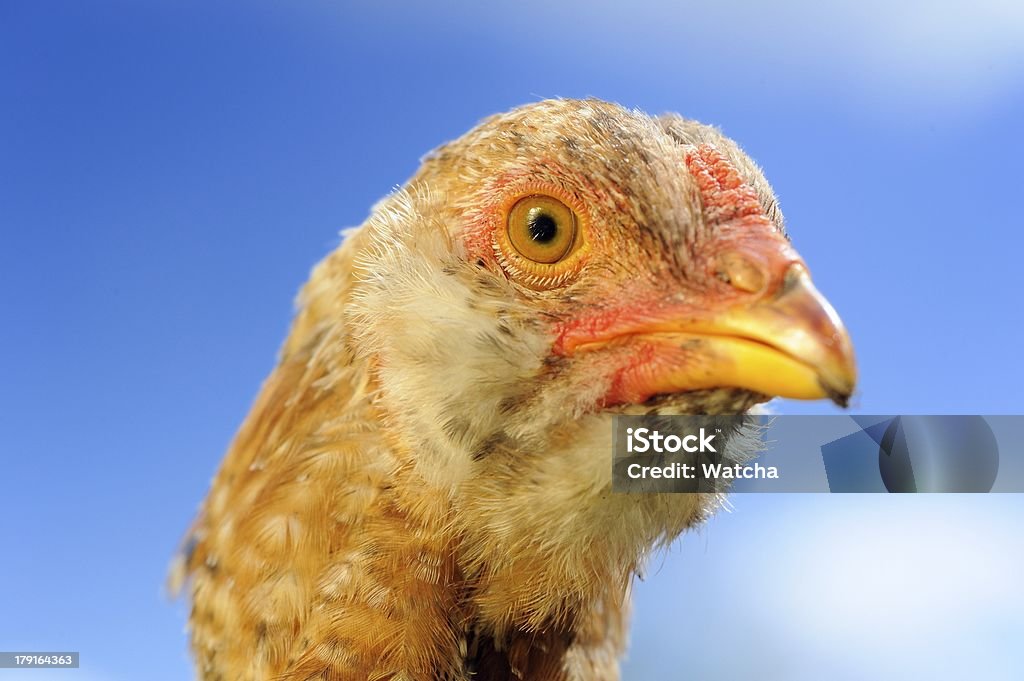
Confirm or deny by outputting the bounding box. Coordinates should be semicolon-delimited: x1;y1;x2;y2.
527;211;559;243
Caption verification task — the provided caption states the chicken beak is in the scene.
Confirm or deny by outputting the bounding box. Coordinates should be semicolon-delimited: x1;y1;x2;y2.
639;264;858;406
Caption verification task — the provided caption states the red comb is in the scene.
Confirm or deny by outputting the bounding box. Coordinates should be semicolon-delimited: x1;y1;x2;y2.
685;144;764;226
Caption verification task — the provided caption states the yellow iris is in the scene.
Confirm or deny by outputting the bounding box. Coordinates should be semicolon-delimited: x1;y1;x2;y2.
507;195;577;263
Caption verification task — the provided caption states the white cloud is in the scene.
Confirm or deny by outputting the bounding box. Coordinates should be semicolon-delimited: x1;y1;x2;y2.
352;0;1024;115
742;496;1024;675
736;0;1024;106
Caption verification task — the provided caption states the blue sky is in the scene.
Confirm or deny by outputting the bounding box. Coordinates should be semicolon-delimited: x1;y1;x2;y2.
1;1;1022;679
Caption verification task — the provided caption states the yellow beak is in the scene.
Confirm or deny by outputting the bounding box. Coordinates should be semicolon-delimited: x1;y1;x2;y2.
583;265;858;406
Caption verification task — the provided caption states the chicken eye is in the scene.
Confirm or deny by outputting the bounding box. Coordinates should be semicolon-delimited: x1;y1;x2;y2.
507;195;577;263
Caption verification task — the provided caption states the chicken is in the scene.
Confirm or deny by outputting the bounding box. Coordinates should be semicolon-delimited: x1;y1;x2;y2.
173;98;856;680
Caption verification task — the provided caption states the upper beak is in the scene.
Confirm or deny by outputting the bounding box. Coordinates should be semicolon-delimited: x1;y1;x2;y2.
572;263;858;407
682;264;858;406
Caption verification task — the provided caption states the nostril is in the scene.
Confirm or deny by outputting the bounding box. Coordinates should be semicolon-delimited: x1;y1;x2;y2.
714;251;766;294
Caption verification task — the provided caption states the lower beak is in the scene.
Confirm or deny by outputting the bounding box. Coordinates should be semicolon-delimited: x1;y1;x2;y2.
605;265;857;406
